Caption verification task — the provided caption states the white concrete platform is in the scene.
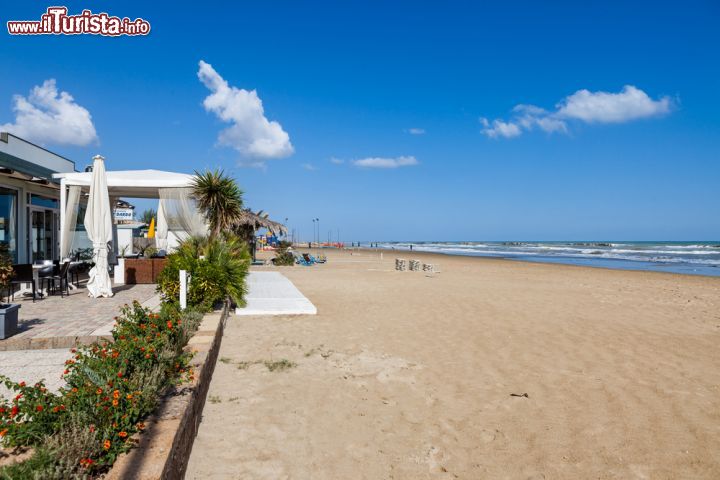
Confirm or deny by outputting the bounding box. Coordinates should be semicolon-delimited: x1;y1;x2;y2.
235;271;317;316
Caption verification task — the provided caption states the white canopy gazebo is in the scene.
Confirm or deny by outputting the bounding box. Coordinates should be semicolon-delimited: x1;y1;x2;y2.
53;166;206;263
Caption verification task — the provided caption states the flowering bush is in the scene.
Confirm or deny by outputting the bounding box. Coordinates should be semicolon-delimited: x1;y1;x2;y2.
0;301;202;476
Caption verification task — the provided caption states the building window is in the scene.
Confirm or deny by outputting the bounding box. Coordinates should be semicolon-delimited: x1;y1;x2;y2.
0;187;18;262
30;194;59;209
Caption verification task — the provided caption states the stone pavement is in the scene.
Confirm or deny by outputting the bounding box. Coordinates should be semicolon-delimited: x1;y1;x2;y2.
0;282;159;351
0;283;162;400
0;349;72;400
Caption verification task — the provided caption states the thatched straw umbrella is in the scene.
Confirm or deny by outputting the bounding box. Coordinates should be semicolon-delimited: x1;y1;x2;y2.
233;209;288;260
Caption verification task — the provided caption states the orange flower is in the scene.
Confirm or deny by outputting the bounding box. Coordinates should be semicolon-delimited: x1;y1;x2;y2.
145;353;151;359
18;381;25;387
136;422;145;430
113;390;120;399
112;399;119;407
166;321;173;329
35;405;43;412
0;429;7;437
118;431;128;438
96;388;103;395
126;393;133;400
103;440;111;450
72;387;78;393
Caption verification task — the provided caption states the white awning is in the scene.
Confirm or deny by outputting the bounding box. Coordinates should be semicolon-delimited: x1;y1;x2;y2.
53;169;194;198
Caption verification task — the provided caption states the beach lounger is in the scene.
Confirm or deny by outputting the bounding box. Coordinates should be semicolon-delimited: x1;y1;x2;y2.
302;253;318;265
295;253;312;266
308;254;327;264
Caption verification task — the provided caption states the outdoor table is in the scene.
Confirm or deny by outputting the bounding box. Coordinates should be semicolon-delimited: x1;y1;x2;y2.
30;264;47;298
28;261;84;298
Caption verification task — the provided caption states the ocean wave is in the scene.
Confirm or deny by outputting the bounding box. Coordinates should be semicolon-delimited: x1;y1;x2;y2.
378;242;720;268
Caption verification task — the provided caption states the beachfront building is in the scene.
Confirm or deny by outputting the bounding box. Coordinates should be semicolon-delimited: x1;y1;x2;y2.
0;132;78;263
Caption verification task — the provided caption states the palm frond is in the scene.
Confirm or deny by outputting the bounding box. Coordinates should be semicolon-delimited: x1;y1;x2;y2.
191;169;244;236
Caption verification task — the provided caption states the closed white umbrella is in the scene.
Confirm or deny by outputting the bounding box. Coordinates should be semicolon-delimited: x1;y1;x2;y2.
84;155;114;298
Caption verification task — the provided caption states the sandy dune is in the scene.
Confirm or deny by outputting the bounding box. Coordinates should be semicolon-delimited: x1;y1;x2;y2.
186;249;720;479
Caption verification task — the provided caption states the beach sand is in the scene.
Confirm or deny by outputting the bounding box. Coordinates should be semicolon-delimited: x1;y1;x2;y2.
185;249;720;479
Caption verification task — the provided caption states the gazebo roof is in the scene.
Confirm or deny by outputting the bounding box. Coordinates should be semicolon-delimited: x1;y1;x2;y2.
52;169;193;198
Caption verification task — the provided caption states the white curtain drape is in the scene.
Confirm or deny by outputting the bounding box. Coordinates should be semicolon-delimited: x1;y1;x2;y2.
157;188;206;247
156;197;168;251
60;185;81;260
109;196;118;265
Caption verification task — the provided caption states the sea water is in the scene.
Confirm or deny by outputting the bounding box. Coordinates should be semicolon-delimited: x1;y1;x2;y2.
375;241;720;277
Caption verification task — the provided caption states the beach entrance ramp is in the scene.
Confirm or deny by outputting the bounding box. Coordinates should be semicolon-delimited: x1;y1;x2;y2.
235;271;317;316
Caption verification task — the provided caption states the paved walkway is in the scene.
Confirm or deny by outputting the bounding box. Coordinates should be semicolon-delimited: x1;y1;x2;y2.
0;283;158;350
0;283;161;400
0;349;72;399
235;271;317;316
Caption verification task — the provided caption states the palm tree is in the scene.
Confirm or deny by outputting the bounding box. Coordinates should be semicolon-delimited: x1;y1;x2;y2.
232;208;288;261
191;169;244;237
140;208;156;225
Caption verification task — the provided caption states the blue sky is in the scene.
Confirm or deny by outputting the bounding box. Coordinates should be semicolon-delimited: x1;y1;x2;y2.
1;1;719;241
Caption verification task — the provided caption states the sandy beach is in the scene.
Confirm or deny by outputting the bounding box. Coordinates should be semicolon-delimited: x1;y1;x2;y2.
186;249;720;479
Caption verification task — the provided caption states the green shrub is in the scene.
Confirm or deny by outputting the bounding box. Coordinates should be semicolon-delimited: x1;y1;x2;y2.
272;240;295;266
0;301;202;476
156;234;250;310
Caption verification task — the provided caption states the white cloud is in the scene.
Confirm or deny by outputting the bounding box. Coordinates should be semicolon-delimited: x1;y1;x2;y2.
481;85;671;139
301;163;316;171
556;85;671;123
329;157;344;164
479;118;522;138
0;79;97;146
352;156;418;169
198;60;293;165
407;128;426;135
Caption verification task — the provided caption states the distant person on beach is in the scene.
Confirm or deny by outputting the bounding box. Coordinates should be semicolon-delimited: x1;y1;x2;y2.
308;242;311;248
410;244;413;251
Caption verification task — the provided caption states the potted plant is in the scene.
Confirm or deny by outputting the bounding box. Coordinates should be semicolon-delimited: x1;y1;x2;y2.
0;243;20;340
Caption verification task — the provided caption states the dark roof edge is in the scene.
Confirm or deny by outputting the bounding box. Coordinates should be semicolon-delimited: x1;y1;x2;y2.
0;132;77;171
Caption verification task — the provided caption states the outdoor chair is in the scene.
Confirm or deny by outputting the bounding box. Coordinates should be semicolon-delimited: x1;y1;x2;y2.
45;261;71;297
302;253;321;265
35;260;54;296
9;264;36;302
295;253;312;266
308;254;327;264
68;262;81;287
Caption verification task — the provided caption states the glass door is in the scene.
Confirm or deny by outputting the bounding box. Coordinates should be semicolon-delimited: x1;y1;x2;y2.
29;208;58;262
